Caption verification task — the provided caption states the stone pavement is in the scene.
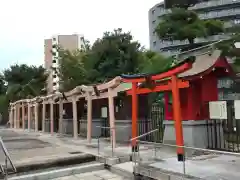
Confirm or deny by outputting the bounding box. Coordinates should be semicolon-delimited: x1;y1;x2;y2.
0;128;95;172
52;170;130;180
3;128;240;179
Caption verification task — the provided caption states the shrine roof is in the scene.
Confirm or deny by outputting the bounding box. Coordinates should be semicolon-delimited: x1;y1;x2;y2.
179;50;221;78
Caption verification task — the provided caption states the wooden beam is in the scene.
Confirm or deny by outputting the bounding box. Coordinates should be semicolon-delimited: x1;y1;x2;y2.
126;81;189;95
122;63;192;83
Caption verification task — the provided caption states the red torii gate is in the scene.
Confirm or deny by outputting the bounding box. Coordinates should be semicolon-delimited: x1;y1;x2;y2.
121;59;194;161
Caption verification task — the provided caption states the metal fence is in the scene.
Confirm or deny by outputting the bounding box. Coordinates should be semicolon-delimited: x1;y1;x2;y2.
138;103;164;143
207;100;240;152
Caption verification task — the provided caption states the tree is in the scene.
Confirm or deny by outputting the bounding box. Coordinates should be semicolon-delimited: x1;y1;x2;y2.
155;8;224;49
56;48;89;92
0;74;6;94
138;50;174;74
85;28;142;83
4;64;47;101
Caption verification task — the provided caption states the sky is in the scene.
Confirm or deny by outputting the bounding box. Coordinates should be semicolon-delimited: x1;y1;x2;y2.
0;0;162;71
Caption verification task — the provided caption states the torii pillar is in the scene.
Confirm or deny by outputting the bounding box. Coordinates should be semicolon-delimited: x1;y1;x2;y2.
108;88;116;148
50;101;54;135
22;103;25;130
59;99;63;134
9;107;14;128
14;105;17;129
42;101;46;132
72;96;78;139
17;104;21;128
87;92;92;143
27;102;31;131
34;103;39;132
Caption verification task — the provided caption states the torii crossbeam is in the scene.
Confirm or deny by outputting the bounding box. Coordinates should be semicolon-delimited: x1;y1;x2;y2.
121;59;194;161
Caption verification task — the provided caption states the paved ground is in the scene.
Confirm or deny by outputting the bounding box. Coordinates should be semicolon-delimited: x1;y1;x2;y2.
0;128;96;172
52;170;130;180
2;128;240;179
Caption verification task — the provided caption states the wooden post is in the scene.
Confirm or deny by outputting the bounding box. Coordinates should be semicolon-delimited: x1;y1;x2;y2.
14;106;17;129
35;103;39;132
17;104;20;128
9;107;13;128
42;101;46;132
27;103;31;131
50;101;54;135
87;92;92;143
72;97;78;139
22;103;25;130
131;82;138;151
171;75;184;161
59;100;63;134
108;88;116;148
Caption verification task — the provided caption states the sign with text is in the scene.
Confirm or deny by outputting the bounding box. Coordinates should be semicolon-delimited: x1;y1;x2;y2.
101;107;108;118
234;100;240;119
209;101;227;119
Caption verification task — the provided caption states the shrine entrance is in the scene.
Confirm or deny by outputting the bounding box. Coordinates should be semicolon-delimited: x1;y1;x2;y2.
121;59;194;161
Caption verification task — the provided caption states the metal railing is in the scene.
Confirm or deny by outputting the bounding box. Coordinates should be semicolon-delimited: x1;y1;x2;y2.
130;128;240;180
130;127;160;177
96;125;131;158
0;137;17;179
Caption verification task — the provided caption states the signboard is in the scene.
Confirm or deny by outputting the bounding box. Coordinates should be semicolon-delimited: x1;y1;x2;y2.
101;107;108;118
234;100;240;119
209;101;227;119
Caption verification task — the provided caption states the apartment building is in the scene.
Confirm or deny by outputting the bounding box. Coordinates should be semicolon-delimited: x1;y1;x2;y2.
44;34;85;94
149;0;240;56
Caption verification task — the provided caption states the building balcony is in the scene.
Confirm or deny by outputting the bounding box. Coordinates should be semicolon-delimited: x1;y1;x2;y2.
199;8;240;20
190;0;240;11
153;6;240;20
158;34;231;49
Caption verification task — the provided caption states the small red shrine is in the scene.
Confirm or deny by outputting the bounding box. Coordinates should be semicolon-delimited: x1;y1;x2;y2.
121;44;235;161
164;49;234;121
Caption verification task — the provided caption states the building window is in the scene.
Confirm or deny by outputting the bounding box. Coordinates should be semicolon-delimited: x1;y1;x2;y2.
52;60;56;63
53;37;56;41
152;20;156;25
152;9;155;14
53;74;57;78
53;82;57;86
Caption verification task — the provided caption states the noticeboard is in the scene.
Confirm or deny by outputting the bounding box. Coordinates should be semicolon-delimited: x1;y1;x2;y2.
101;107;108;118
234;100;240;119
209;101;227;119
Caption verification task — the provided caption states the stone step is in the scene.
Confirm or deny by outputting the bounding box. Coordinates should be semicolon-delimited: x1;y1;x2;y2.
8;162;105;180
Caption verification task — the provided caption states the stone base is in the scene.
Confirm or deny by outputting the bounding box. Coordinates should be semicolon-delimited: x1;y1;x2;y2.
45;119;51;132
30;120;35;130
79;119;102;138
163;120;224;155
62;119;73;135
24;120;28;129
115;120;131;143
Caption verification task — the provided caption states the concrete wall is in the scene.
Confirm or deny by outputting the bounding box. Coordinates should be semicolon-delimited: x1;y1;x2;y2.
163;120;224;156
115;120;132;143
45;119;51;132
62;119;73;135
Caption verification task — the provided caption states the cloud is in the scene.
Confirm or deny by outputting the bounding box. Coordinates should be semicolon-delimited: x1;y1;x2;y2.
0;0;162;71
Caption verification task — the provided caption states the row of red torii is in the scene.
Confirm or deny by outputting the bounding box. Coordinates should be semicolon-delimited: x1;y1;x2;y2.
9;76;126;148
